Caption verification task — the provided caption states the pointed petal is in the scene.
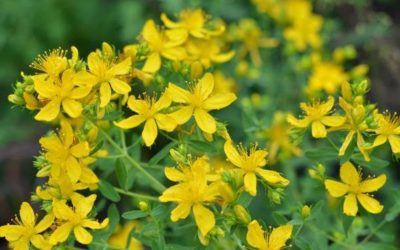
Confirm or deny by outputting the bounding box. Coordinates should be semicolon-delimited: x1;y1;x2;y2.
357;193;384;214
142;118;158;147
194;108;216;134
343;193;358;216
202;93;236;110
170;203;192;222
164;167;186;182
66;156;81;183
223;140;243;167
324;180;348;197
35;99;61;121
311;121;327;138
108;57;131;76
53;201;74;220
74;226;93;245
169;106;193;124
0;225;24;241
287;114;309;128
359;174;386;193
193;204;215;236
142;52;161;73
33;75;57;98
195;73;214;100
244;172;257;196
114;115;145;129
388;136;400;154
246;220;267;249
256;169;289;187
339;131;355;156
167;83;191;103
76;194;97;217
372;135;387;148
268;224;293;250
155;113;176;132
154;92;172;111
127;96;149;114
62;98;83;118
34;213;54;233
68;86;92;99
321;116;346;127
99;82;111;107
82;218;109;229
31;234;52;250
210;50;235;63
340;162;360;186
70;142;90;158
320;96;335;114
50;222;73;244
109;78;131;94
20;202;35;226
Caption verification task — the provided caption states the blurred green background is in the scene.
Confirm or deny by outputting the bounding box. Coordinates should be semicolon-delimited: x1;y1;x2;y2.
0;0;399;248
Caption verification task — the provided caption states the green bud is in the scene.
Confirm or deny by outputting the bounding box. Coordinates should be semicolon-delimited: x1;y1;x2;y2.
301;205;311;219
234;205;251;224
8;94;24;105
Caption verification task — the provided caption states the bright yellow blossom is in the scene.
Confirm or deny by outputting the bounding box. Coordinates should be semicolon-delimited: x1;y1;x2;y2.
307;61;349;95
108;222;143;250
86;49;132;107
33;69;92;121
114;93;176;147
168;73;236;134
325;162;386;216
161;9;224;40
30;48;68;79
246;220;293;250
140;20;186;73
224;140;289;196
0;202;54;250
159;157;220;237
50;194;109;245
185;39;235;68
287;96;346;138
371;113;400;154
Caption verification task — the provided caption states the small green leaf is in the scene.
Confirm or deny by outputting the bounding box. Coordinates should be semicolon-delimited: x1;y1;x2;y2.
115;159;128;189
351;153;390;169
98;180;121;202
272;212;288;224
148;141;177;166
305;147;337;161
122;210;147;220
187;139;215;153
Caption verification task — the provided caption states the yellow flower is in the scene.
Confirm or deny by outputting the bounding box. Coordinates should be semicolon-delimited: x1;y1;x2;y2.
50;194;109;245
39;121;91;183
0;202;54;250
159;157;220;237
246;220;293;250
371;113;400;154
324;162;386;216
30;48;68;79
33;69;92;121
283;13;322;51
167;73;236;134
161;9;224;40
114;93;176;147
307;61;348;95
213;71;236;94
287;96;345;138
185;38;235;68
232;19;278;66
108;222;143;250
86;49;132;107
224;140;289;196
140;20;186;73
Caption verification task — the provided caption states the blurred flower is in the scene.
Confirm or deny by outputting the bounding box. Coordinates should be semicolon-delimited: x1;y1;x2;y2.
246;220;293;250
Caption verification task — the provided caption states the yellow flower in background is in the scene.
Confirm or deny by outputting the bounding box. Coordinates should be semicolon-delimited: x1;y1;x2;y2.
140;20;186;73
213;71;236;94
30;48;68;79
231;18;278;66
50;195;109;245
161;9;224;40
287;96;345;138
159;158;220;237
114;93;176;147
224;140;289;196
108;222;143;250
185;38;235;68
86;49;132;107
164;156;217;183
33;69;92;121
0;202;54;250
325;162;386;216
307;61;349;95
246;220;293;250
284;13;322;51
40;121;91;183
168;73;237;134
371;113;400;154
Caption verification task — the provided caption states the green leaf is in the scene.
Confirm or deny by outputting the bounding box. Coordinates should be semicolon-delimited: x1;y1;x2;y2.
236;192;252;207
98;180;121;202
340;137;356;164
187;139;216;153
122;210;147;220
115;159;128;189
305;147;337;161
351;153;390;169
90;140;104;156
148;141;177;166
272;212;288;224
309;200;324;220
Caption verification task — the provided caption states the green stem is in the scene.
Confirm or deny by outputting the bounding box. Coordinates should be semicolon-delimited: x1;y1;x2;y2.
91;120;166;193
307;223;353;249
114;187;159;201
359;220;386;245
327;136;339;151
294;223;304;238
120;129;127;151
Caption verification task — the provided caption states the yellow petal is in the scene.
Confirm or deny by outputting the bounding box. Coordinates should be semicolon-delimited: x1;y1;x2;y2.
154;92;172;111
223;140;243;167
35;99;61;121
339;131;355;156
359;174;386;193
372;135;387;148
70;142;90;158
321;116;346;127
167;83;191;103
33;75;57;98
287;114;309;128
195;73;214;100
80;167;99;184
115;115;145;129
256;169;289;187
210;50;235;63
169;106;193;124
192;204;215;236
127;96;149;114
160;13;180;28
269;224;293;250
50;222;73;244
340;162;360;186
194;108;216;134
311;121;327;138
0;225;24;241
319;96;335;114
31;234;52;250
35;213;54;233
155;113;176;132
109;78;131;94
142;118;158;147
61;120;74;147
53;201;74;220
62;98;82;118
11;239;29;250
66;156;81;183
202;93;236;110
142;52;161;73
343;193;358;216
74;226;93;245
246;220;267;249
170;203;192;222
164;167;186;182
76;194;97;217
99;82;111;107
20;202;35;226
68;86;92;99
324;180;348;197
244;172;257;196
82;218;109;229
388;136;400;154
108;57;131;76
357;193;384;214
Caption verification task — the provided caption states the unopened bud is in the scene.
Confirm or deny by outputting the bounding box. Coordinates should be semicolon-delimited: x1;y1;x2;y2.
139;201;149;211
301;205;311;219
234;205;251;224
8;94;24;105
190;62;203;79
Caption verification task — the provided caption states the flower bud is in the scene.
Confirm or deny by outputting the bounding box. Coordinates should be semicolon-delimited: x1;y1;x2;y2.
139;201;149;211
190;61;203;79
8;94;24;105
301;205;311;219
234;205;251;224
